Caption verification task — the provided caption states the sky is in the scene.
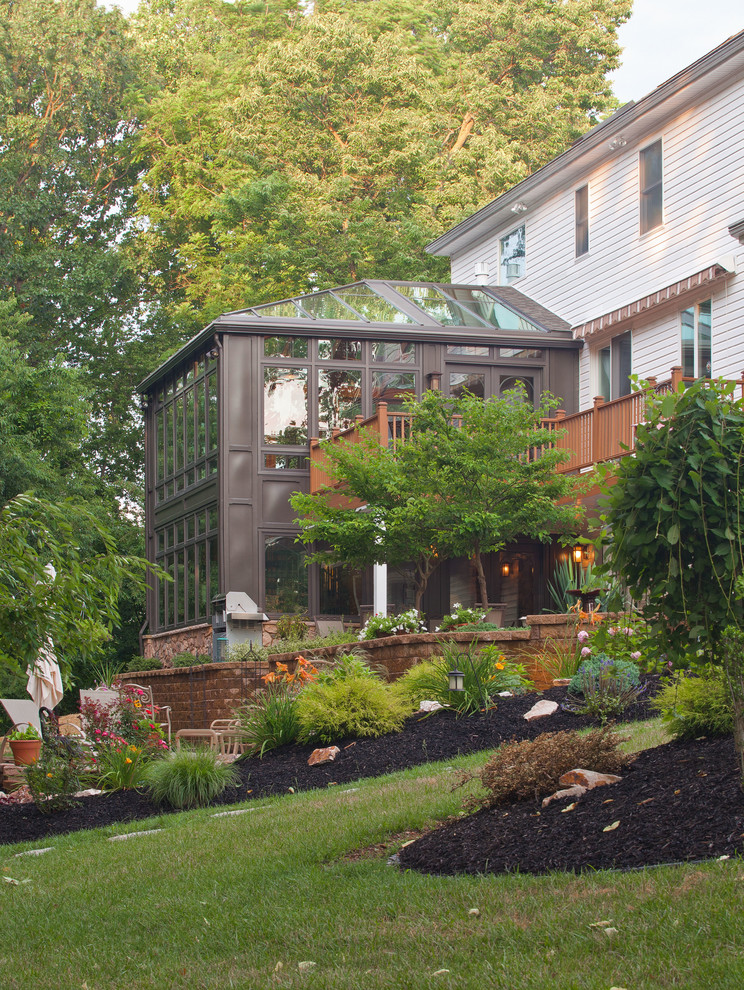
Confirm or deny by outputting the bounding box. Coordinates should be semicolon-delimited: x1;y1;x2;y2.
107;0;743;105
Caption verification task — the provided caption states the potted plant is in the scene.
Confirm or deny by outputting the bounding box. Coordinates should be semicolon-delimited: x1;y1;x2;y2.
8;724;42;765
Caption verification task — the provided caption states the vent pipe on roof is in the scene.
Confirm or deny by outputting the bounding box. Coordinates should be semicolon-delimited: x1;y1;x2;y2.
474;262;489;285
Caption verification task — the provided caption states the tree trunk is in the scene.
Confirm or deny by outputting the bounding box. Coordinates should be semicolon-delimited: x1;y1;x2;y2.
732;693;744;789
472;546;489;610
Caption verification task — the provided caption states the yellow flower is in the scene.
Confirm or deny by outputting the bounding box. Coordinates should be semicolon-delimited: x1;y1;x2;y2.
125;758;132;764
46;772;54;778
495;662;505;670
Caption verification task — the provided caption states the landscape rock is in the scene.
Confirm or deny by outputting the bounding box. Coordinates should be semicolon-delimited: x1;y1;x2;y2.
558;769;623;789
419;700;444;712
541;784;587;808
523;699;558;720
308;746;341;766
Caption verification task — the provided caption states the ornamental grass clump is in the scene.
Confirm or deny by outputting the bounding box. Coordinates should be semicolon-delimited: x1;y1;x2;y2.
143;748;240;809
295;676;408;744
462;726;632;810
393;641;531;715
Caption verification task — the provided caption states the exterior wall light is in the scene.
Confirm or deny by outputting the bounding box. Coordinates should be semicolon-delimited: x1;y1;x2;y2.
501;562;511;577
511;202;528;214
426;371;442;391
573;545;584;564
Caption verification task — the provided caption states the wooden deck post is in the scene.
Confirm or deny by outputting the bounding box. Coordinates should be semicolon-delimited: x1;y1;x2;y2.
592;395;604;465
376;402;389;449
670;365;683;390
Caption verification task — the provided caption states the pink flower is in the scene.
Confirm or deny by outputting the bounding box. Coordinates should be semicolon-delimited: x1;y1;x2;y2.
631;651;641;660
577;630;589;643
581;647;592;657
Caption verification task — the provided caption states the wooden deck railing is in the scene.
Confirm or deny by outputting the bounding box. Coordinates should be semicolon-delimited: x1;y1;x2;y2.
309;366;744;493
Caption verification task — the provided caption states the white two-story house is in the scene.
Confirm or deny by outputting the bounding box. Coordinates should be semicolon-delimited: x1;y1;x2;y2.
427;29;744;410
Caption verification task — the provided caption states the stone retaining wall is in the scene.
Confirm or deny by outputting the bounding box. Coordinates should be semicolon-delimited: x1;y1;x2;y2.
121;614;585;731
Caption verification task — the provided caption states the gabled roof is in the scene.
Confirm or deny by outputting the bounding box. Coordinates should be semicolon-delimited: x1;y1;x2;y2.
427;29;744;258
138;280;573;392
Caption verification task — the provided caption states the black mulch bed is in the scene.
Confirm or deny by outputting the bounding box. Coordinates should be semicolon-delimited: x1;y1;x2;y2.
3;681;742;875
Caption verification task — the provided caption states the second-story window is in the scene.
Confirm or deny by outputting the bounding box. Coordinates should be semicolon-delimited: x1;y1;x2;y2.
575;185;589;257
640;139;663;234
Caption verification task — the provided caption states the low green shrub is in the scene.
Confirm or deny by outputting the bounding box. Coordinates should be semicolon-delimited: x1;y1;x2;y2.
315;646;380;684
225;642;268;663
265;632;357;656
456;622;516;632
275;614;309;641
562;661;646;723
463;726;632;809
126;655;162;672
568;653;640;695
295;676;407;744
170;652;212;668
143;748;240;808
24;748;81;814
650;670;733;740
233;682;301;756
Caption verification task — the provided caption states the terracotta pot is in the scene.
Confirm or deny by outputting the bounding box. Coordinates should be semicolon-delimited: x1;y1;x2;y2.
9;739;42;765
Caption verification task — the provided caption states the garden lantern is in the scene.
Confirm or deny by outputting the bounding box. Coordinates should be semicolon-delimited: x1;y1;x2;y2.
448;668;465;692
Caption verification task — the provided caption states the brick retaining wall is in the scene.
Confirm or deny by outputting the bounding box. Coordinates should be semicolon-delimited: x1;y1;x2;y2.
120;613;585;731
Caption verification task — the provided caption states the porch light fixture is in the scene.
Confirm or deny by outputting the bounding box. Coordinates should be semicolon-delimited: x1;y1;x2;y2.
448;668;465;692
572;545;584;564
501;561;511;577
608;135;627;151
426;371;443;391
207;347;219;360
511;201;528;215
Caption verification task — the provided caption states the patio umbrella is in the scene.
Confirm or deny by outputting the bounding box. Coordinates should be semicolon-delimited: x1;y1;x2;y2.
25;563;64;710
26;639;64;711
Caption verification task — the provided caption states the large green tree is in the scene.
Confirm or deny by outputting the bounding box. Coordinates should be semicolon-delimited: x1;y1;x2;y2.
132;0;631;331
291;388;583;611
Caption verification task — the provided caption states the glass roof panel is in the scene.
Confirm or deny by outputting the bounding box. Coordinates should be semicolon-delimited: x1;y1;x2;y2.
446;288;546;333
392;284;490;327
333;285;418;324
297;291;363;322
252;300;310;319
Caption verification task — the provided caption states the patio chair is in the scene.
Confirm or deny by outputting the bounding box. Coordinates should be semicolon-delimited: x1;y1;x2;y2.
175;728;219;751
123;683;172;745
209;719;249;759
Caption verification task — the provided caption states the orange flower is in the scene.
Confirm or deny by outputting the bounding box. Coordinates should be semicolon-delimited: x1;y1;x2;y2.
263;671;276;684
495;662;505;670
275;661;289;674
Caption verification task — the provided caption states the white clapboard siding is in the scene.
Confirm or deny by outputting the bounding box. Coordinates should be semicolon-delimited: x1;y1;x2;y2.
450;71;744;396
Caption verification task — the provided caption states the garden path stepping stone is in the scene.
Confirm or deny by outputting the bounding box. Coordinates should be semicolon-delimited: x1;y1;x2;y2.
108;828;163;841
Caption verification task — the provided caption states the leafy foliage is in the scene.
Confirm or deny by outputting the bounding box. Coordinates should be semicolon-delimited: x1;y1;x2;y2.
24;747;81;814
651;671;733;741
294;389;583;610
438;604;486;631
599;379;744;656
567;654;641;696
563;657;646;724
464;727;632;809
143;749;240;809
359;610;427;640
296;675;408;745
393;642;532;715
0;494;155;678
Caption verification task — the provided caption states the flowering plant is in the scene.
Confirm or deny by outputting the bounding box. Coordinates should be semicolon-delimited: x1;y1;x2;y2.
80;686;168;752
358;609;426;640
92;737;149;790
263;654;318;686
570;610;652;672
438;604;486;632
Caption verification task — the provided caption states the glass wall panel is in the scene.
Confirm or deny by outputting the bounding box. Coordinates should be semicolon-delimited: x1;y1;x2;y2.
499;347;544;359
185;387;195;465
318;368;362;434
177;553;185;624
156;411;164;481
264;453;307;469
299;291;359;321
165;403;173;476
264;367;308;444
372;372;415;410
264;536;308;614
681;307;695;378
447;344;489;356
372;341;415;363
318;339;362;360
449;372;485;399
319;563;356;615
198;542;207;619
174;394;184;471
264;336;308;358
196;380;206;458
207;373;218;452
186;546;195;621
209;536;219;606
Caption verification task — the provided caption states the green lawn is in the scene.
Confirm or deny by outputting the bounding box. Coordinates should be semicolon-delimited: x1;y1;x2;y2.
2;720;743;989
